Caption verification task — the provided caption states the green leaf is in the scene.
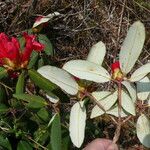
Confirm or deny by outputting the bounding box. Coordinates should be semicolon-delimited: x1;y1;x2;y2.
63;60;111;83
136;114;150;148
37;66;78;95
122;81;137;102
130;63;150;82
28;51;39;69
107;106;128;117
37;107;50;122
16;72;25;94
18;36;25;50
13;94;47;109
69;101;86;148
17;140;33;150
46;91;59;104
0;135;12;150
119;21;145;74
50;113;62;150
38;58;44;68
34;128;49;146
91;91;118;118
136;76;150;100
0;104;8;114
0;67;7;80
87;41;106;65
61;129;70;150
38;34;54;56
28;69;57;92
122;90;135;115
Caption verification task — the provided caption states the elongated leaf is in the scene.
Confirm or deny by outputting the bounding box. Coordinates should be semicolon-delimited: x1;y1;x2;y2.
38;66;78;95
91;91;117;118
122;81;137;102
136;76;150;100
28;51;39;69
38;58;44;68
28;69;57;91
48;114;57;127
17;140;33;150
46;91;59;104
87;41;106;65
13;94;47;108
136;114;150;148
37;108;50;122
107;106;128;117
33;12;60;28
119;21;145;74
38;34;53;56
69;101;86;148
63;60;111;83
130;63;150;82
16;72;25;94
0;104;8;114
122;90;135;115
51;113;62;150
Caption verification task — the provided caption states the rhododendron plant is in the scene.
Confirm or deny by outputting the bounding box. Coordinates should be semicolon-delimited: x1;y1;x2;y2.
36;21;150;148
0;32;44;70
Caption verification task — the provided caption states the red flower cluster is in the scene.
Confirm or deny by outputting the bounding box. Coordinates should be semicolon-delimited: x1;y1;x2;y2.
0;32;44;70
111;61;123;81
111;61;120;73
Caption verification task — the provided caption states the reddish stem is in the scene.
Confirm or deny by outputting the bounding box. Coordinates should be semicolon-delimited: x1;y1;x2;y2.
113;82;122;144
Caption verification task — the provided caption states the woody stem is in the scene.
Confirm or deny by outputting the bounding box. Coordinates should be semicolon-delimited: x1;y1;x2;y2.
113;82;122;144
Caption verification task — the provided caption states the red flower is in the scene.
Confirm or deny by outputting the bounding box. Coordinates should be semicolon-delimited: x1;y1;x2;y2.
111;61;123;81
35;16;43;22
0;32;44;70
111;61;120;72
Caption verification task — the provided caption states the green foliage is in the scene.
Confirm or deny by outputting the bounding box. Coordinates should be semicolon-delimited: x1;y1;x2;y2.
13;94;47;109
50;114;62;150
0;67;8;80
15;72;25;94
28;69;58;91
38;34;54;56
17;140;33;150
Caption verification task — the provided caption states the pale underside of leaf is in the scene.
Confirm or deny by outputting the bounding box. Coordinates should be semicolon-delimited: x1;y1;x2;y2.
37;65;78;95
90;91;118;118
107;106;128;118
136;76;150;101
121;90;136;116
63;60;111;83
33;12;60;28
119;21;145;74
46;94;59;103
69;101;86;148
136;114;150;148
87;41;106;65
122;81;137;102
130;63;150;82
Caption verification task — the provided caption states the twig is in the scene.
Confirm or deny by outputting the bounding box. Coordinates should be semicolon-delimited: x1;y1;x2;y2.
86;92;106;112
116;0;126;50
113;82;122;144
0;82;13;92
27;136;48;150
